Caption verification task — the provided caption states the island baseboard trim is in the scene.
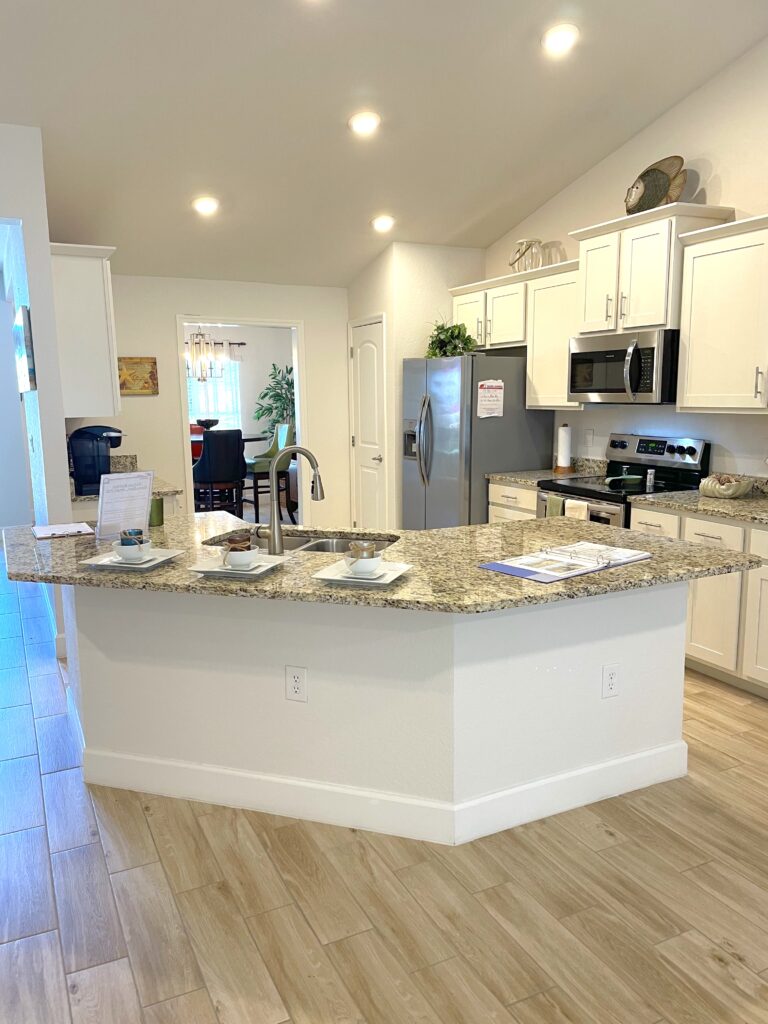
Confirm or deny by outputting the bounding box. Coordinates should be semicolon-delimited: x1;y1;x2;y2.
84;739;688;846
453;740;688;844
83;747;456;843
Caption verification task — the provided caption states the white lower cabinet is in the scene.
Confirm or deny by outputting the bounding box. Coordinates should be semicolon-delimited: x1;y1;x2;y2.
683;517;744;672
629;508;680;540
489;504;535;523
742;528;768;685
487;482;539;524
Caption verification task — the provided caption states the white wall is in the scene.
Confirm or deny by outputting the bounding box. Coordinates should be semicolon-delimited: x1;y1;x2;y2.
0;125;70;527
231;324;293;435
348;242;484;527
72;275;350;528
484;36;768;474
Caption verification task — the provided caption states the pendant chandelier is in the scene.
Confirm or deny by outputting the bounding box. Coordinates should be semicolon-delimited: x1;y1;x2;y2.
185;326;247;381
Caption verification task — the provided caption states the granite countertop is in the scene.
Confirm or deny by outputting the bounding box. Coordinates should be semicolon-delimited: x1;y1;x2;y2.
488;459;608;490
70;475;183;503
631;491;768;526
2;512;759;615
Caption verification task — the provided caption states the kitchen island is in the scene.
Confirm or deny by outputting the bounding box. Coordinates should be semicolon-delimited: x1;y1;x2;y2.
4;513;758;844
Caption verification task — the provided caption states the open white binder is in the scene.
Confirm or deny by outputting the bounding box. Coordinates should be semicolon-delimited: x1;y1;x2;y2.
480;541;651;584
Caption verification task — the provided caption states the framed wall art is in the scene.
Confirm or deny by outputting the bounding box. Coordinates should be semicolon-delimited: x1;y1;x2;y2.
118;356;159;396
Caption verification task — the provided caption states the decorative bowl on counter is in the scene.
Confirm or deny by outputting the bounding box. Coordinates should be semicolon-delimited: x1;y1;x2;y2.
699;475;754;499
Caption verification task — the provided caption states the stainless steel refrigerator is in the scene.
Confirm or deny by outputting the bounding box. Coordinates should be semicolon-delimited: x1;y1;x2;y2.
402;352;554;529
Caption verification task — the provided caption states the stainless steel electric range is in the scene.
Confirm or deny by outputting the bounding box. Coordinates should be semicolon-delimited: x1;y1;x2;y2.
537;433;711;528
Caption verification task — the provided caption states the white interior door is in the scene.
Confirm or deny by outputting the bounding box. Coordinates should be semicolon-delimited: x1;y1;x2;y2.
350;320;387;529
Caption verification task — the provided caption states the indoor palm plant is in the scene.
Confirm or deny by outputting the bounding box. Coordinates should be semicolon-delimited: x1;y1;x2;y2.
426;320;477;358
253;364;295;433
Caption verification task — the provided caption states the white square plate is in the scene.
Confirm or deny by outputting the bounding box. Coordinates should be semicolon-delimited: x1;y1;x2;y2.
188;553;289;580
312;560;412;586
79;548;184;572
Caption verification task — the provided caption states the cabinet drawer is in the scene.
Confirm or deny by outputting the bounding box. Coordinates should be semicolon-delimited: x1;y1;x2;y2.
488;504;536;523
488;483;538;512
682;517;744;552
630;508;680;540
749;528;768;558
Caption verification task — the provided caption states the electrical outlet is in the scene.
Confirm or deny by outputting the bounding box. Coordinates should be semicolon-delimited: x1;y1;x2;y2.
285;665;308;703
602;664;619;699
585;428;595;448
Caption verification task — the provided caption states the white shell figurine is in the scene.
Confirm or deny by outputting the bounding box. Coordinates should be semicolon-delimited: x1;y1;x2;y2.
699;474;753;499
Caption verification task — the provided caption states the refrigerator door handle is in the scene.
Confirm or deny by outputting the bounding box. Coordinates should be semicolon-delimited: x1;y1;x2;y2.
415;394;428;486
422;394;433;483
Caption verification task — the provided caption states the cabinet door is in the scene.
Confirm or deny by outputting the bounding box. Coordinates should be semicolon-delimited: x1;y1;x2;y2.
742;529;768;685
577;233;619;333
679;230;768;409
452;292;486;348
618;219;671;329
52;252;120;418
526;271;580;408
683;518;744;671
486;283;525;347
629;507;680;540
488;504;535;523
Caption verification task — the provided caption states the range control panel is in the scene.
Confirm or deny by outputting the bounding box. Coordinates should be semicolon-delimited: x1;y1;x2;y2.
607;433;708;469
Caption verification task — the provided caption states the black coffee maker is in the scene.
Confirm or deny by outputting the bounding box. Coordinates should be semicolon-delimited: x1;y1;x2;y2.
68;426;123;496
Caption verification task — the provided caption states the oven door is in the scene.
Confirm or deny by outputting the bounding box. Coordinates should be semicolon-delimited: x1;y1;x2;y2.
537;492;625;527
568;332;665;404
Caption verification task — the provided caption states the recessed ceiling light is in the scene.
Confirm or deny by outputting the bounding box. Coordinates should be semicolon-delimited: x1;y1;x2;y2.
348;111;381;137
541;23;580;58
372;214;395;233
192;195;220;216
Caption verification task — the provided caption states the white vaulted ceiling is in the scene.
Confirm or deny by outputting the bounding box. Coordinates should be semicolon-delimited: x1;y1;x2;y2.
1;0;767;285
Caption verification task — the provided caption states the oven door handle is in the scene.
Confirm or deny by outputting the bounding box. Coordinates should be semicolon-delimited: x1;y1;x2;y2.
623;340;638;402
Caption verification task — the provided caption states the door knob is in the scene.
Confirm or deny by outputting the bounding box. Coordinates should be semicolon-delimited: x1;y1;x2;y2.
372;454;383;463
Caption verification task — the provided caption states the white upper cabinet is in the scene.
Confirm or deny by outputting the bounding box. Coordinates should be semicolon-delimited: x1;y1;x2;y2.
452;290;486;348
571;203;733;335
577;232;619;333
51;243;120;418
526;270;580;409
678;218;768;411
618;219;671;329
485;282;526;347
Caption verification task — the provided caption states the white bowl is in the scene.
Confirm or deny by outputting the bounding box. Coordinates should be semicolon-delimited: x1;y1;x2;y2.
225;548;258;569
112;540;153;563
344;554;383;577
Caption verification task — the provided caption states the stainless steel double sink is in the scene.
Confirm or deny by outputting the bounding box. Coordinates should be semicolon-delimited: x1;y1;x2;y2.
248;533;394;554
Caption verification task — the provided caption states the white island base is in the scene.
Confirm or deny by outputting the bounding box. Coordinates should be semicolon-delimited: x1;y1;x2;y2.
76;581;688;845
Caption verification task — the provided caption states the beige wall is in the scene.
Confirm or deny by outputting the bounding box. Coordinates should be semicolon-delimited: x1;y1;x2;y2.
73;274;350;528
486;36;768;278
348;242;484;527
484;36;768;474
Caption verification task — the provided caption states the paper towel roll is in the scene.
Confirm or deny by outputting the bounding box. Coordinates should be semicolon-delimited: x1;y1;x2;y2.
556;424;572;469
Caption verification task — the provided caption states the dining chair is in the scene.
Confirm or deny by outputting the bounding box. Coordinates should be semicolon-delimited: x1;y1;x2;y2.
192;429;247;518
244;423;296;523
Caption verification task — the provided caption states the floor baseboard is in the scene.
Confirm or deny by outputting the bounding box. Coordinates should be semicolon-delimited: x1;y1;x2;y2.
84;740;687;845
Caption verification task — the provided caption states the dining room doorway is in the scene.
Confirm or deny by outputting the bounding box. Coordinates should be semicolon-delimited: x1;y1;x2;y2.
176;315;305;524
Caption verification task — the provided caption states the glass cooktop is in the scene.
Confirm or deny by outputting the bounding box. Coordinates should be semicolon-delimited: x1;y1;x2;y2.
538;474;699;504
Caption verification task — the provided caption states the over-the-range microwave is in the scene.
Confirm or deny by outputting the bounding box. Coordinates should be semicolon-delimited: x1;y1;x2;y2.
568;329;679;404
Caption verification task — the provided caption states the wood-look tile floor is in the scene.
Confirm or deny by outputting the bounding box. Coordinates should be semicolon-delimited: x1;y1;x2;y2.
3;556;768;1021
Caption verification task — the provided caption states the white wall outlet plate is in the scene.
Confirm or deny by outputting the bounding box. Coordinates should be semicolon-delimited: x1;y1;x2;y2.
285;665;308;702
601;664;619;699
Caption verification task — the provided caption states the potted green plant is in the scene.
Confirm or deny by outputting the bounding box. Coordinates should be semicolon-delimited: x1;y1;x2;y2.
426;321;477;358
253;364;295;433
